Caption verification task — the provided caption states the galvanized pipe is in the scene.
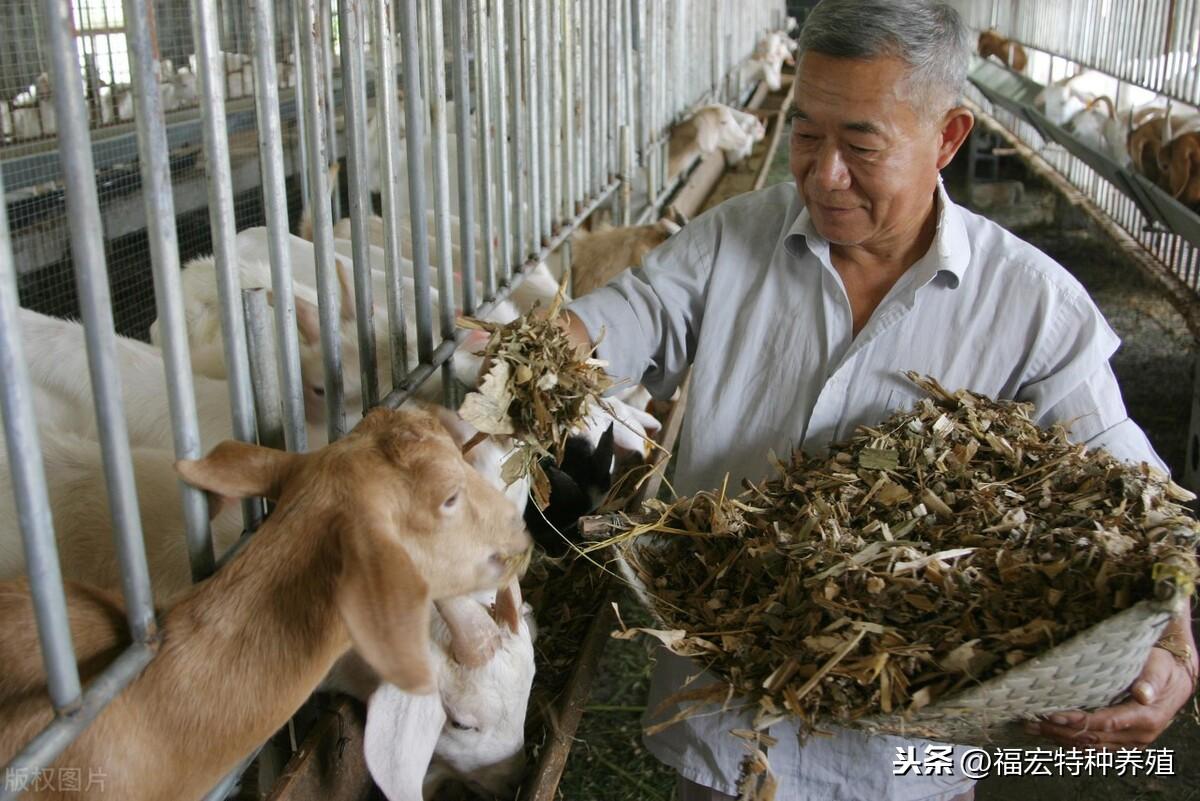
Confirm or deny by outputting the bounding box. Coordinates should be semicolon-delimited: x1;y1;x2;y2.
0;165;80;717
523;0;542;249
373;0;412;384
48;0;157;637
339;0;380;413
400;0;437;365
244;288;285;452
292;0;312;207
427;0;458;348
508;0;527;265
251;0;308;453
191;0;260;486
297;0;348;439
473;0;499;302
548;0;562;232
451;0;479;315
319;0;341;221
124;0;213;578
563;0;578;218
491;0;514;284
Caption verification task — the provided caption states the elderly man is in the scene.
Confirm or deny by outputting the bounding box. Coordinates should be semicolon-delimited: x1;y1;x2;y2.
557;0;1198;798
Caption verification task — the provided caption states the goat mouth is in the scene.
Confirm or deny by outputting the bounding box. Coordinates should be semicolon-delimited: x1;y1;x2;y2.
490;545;532;580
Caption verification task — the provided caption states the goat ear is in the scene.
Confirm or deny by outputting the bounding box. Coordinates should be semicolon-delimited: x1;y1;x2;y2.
696;115;720;153
293;296;322;345
334;257;357;322
493;579;523;634
365;684;446;801
339;527;436;694
175;441;300;501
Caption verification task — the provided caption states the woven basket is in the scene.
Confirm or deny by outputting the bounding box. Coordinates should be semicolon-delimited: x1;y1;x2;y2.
612;533;1185;747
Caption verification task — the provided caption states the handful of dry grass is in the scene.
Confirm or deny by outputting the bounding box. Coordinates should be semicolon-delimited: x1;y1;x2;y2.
598;373;1199;735
458;289;612;508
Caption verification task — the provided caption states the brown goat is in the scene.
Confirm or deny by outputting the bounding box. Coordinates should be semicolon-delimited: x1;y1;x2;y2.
1129;116;1168;184
0;406;530;801
977;29;1027;72
570;213;685;297
1159;132;1200;206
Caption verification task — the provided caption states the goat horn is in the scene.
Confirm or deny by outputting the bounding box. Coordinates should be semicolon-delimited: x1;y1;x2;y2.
437;595;500;668
493;579;523;634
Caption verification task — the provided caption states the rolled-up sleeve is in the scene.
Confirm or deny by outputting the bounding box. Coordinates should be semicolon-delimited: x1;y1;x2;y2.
567;217;716;399
1018;290;1166;471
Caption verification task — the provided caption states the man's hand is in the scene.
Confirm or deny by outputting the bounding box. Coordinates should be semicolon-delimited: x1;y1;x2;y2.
473;309;594;387
1025;615;1198;748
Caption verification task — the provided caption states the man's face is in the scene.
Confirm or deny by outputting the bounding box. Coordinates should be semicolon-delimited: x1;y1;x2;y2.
789;52;954;250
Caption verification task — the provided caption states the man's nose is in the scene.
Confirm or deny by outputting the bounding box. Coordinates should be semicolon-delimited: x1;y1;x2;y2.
814;142;852;192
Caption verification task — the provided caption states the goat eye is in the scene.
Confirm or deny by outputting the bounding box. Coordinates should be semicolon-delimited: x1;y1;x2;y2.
450;719;474;731
441;491;460;510
311;385;325;397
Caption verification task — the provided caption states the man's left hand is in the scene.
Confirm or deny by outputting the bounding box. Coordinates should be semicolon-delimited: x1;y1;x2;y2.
1025;628;1197;748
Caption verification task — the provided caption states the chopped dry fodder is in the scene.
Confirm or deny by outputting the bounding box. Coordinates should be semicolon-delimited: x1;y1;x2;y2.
458;288;613;508
597;373;1199;736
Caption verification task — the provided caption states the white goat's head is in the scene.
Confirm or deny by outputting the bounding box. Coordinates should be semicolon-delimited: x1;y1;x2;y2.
364;580;537;801
431;581;536;797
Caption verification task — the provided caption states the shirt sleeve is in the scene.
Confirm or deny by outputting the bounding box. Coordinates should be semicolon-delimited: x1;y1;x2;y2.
566;215;717;399
1017;290;1167;472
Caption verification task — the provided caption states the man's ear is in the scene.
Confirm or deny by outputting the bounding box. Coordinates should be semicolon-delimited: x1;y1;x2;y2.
175;441;302;501
937;107;976;170
338;518;436;695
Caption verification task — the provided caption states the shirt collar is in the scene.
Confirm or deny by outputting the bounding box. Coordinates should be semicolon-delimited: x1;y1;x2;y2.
783;179;970;289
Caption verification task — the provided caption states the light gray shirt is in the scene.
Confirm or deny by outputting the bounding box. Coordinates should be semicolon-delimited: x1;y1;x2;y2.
568;180;1164;799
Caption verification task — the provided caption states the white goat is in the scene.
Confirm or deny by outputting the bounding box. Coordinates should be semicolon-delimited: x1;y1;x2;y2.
668;104;758;178
0;407;532;801
356;580;536;800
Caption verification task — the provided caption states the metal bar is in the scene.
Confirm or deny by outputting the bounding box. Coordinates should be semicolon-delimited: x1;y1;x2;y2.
319;0;341;221
590;0;602;194
373;0;412;385
451;0;478;316
428;0;457;350
292;0;312;206
581;0;593;200
538;0;553;241
339;0;379;414
191;0;260;501
474;0;498;302
508;0;526;264
124;0;213;579
0;643;155;799
400;0;436;365
492;0;514;284
564;0;578;218
381;179;620;410
47;0;156;636
298;0;348;439
252;0;308;453
524;0;542;250
0;166;81;716
548;0;561;233
244;288;285;451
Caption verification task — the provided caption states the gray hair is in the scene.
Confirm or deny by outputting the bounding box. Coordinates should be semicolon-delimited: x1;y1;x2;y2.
797;0;970;114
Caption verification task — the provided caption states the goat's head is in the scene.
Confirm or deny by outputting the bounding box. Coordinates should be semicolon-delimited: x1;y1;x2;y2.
429;580;537;798
695;105;753;155
289;256;395;431
1159;132;1200;203
175;406;530;694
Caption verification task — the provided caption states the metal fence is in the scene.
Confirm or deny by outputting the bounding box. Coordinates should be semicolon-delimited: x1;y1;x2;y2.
955;0;1200;108
950;0;1200;293
0;0;787;797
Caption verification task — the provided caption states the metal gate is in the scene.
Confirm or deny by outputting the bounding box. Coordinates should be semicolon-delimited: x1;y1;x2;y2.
0;0;787;797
